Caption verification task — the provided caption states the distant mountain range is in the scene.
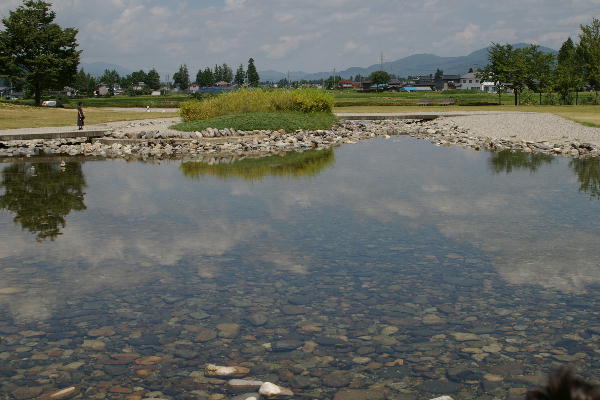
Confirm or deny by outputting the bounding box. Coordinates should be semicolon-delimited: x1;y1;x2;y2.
259;43;557;82
81;43;556;82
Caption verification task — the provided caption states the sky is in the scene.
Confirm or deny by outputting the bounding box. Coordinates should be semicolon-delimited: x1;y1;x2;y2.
0;0;598;76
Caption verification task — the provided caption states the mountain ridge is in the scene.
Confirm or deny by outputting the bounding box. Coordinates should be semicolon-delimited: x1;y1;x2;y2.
81;43;556;82
259;43;557;82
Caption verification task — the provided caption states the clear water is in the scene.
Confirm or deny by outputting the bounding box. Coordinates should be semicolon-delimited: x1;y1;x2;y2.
0;137;598;399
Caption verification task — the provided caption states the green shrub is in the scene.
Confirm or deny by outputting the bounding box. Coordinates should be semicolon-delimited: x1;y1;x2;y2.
179;88;333;122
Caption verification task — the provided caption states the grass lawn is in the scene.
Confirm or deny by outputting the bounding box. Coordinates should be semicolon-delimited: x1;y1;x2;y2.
172;111;338;132
0;103;178;129
334;105;600;128
5;94;190;108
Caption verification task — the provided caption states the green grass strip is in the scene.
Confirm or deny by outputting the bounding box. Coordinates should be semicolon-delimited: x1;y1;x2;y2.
172;111;338;132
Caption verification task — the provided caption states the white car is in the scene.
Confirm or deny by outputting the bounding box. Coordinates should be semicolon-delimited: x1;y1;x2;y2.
41;100;57;107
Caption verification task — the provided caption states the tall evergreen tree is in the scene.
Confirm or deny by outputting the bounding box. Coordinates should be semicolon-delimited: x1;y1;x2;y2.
234;64;245;85
213;64;222;82
196;67;214;87
73;69;96;96
0;0;80;105
173;64;190;90
145;68;161;90
222;63;233;83
577;17;600;101
246;58;260;87
555;37;585;104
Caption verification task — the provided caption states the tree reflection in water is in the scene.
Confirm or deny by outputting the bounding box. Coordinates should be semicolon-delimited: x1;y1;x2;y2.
0;162;87;241
569;157;600;199
489;150;555;174
180;148;335;181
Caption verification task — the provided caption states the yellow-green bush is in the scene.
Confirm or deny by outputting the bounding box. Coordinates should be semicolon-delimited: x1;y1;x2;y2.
179;88;333;122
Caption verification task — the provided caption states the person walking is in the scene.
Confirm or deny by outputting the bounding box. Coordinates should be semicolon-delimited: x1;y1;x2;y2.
77;102;85;130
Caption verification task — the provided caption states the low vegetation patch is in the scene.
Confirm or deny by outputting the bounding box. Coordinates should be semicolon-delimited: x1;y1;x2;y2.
172;111;337;132
179;88;334;122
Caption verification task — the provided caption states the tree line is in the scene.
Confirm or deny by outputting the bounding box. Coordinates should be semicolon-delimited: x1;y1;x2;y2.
171;58;260;90
480;17;600;105
72;68;162;96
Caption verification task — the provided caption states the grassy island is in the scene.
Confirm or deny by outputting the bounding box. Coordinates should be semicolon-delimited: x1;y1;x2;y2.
174;88;336;132
171;111;337;132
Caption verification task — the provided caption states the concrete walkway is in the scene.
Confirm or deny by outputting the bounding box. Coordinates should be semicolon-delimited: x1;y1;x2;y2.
0;118;181;140
0;113;464;140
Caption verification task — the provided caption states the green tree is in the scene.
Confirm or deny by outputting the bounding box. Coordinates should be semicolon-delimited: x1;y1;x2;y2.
99;69;120;96
324;75;342;89
222;63;233;83
196;67;214;87
434;68;444;80
73;69;96;97
234;64;245;85
246;58;260;87
0;162;87;241
525;45;555;104
369;70;391;85
213;64;223;82
145;68;161;90
577;17;600;102
0;0;80;105
173;64;190;91
555;38;585;104
481;43;530;105
130;70;147;85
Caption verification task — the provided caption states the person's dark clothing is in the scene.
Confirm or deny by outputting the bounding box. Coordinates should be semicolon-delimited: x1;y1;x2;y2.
77;105;85;130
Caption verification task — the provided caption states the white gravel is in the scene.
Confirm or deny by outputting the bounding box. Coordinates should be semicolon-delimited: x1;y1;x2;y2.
438;112;600;146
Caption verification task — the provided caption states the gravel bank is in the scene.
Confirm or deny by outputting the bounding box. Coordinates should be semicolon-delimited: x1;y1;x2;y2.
440;112;600;145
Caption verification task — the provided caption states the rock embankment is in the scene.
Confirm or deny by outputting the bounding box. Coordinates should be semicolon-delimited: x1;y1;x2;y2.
0;117;598;160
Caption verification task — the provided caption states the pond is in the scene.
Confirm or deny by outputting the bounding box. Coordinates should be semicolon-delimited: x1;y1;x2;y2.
0;136;599;400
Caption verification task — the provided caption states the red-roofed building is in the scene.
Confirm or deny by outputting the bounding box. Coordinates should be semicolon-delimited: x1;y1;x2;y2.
337;80;359;89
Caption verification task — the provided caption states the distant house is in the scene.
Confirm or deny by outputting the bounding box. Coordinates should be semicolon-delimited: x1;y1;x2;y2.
435;75;461;91
61;86;76;96
459;72;481;90
388;79;404;91
337;80;358;89
214;81;232;87
96;84;110;96
481;81;513;94
132;82;146;91
188;83;200;92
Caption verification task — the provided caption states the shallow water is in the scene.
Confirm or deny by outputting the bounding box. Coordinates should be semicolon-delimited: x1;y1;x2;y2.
0;137;599;399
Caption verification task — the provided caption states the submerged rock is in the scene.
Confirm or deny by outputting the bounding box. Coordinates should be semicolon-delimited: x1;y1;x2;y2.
205;364;250;378
258;382;294;399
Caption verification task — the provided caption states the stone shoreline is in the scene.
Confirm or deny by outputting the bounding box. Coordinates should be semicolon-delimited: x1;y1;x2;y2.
0;118;598;160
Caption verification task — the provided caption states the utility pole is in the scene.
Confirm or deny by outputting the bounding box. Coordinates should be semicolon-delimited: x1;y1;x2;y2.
333;67;336;90
380;52;384;71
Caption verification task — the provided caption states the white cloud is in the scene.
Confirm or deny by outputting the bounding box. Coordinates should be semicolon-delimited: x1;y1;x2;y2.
224;0;247;10
338;40;369;56
260;32;322;59
0;0;597;73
